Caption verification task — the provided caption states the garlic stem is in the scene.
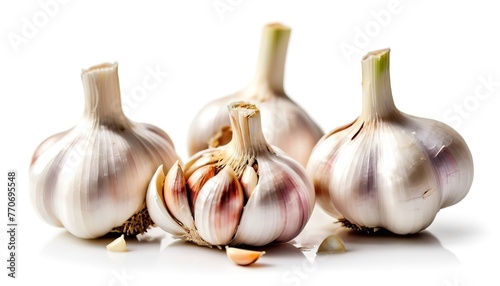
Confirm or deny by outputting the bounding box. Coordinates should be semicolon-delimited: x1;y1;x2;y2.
81;63;129;126
361;48;398;120
245;23;290;98
222;102;272;177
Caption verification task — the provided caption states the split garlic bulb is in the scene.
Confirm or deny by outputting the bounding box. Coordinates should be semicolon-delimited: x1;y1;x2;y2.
29;63;180;239
186;23;323;166
147;102;315;247
307;49;474;234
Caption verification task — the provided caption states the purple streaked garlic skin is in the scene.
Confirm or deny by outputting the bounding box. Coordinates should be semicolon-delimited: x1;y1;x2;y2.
147;102;316;247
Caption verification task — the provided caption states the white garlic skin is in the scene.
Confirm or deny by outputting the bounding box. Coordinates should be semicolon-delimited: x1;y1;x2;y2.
307;49;474;234
29;63;180;239
147;102;316;247
186;23;323;166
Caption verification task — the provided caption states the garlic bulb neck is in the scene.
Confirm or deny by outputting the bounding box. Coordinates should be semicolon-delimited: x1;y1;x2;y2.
223;102;273;176
361;48;398;120
244;23;290;99
81;63;129;126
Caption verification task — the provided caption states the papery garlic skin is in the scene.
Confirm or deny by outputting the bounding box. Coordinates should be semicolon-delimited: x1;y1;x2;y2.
147;102;315;247
187;23;323;166
307;49;474;235
30;63;180;239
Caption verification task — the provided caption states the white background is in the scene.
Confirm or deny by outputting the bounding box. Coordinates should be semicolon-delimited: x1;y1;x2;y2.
1;1;499;285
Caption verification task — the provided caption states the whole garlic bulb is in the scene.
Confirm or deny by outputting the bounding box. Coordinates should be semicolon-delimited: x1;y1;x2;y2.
147;102;316;247
186;23;323;166
29;63;180;239
307;49;474;234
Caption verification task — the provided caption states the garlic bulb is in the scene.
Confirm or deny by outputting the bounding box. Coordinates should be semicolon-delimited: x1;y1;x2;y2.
307;49;474;235
29;63;180;239
186;23;323;166
147;102;315;247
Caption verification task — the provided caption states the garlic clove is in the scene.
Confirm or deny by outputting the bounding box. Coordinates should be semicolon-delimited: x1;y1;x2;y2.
317;235;345;254
271;157;316;243
194;166;244;246
183;149;220;178
146;165;186;236
163;161;195;230
106;234;127;252
187;164;216;210
232;155;314;245
231;164;286;246
240;165;258;199
226;246;265;266
409;117;473;208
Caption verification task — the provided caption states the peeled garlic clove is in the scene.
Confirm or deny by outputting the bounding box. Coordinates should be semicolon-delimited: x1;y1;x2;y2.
306;49;474;235
29;63;180;239
186;23;323;166
194;166;244;246
106;234;127;252
163;161;195;230
317;235;345;253
226;246;265;266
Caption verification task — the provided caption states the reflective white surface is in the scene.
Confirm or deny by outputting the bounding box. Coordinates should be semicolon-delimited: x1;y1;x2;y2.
13;205;498;286
2;1;499;285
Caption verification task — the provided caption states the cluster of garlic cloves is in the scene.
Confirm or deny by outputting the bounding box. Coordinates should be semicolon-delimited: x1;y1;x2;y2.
29;63;180;239
186;23;323;166
147;102;316;247
306;49;474;235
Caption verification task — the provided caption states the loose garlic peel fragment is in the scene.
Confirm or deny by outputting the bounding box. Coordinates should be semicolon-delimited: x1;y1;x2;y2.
147;102;316;247
29;63;180;239
186;23;323;167
106;235;127;252
306;49;474;235
226;246;265;266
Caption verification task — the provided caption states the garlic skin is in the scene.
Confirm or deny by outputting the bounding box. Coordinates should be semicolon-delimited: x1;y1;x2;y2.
147;102;315;247
29;63;180;239
186;23;323;166
306;49;474;235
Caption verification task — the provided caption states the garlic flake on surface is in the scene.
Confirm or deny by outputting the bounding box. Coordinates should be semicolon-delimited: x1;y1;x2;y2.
29;63;180;239
186;23;323;166
147;102;316;247
106;235;127;252
306;49;474;235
